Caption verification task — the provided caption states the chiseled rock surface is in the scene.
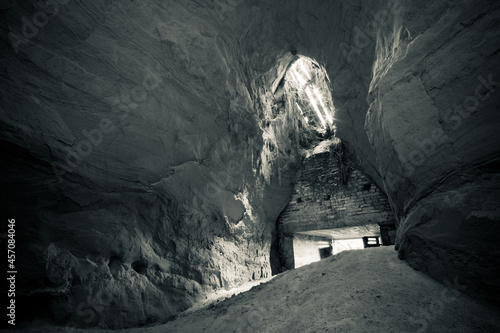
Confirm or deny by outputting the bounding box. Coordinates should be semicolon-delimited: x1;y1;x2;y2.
1;1;296;328
364;0;500;304
1;0;499;329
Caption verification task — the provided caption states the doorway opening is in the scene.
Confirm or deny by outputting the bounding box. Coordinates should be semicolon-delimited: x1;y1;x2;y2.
291;225;382;268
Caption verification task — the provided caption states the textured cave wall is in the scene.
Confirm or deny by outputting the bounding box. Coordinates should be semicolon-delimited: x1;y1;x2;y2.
364;0;500;304
0;1;297;328
1;0;499;329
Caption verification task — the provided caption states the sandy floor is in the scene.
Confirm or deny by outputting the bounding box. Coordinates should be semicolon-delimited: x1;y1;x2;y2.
12;246;500;332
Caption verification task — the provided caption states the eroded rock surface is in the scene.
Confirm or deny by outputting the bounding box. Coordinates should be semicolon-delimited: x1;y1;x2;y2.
364;0;500;304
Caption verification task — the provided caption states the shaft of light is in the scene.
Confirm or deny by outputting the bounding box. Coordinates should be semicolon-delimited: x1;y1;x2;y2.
292;68;307;86
305;87;326;127
289;69;305;87
298;60;311;80
296;102;309;123
313;87;333;125
296;102;304;115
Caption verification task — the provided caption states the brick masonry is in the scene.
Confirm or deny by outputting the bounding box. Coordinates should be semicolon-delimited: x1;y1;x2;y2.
277;149;395;234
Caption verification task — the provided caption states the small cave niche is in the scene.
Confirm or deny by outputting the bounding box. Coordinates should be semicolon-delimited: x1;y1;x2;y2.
131;259;149;275
319;246;332;259
108;254;125;278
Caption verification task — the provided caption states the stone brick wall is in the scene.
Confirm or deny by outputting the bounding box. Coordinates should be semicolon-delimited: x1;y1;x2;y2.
277;150;395;234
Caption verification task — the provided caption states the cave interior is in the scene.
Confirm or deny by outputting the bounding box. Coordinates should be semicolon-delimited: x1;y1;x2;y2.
1;0;499;331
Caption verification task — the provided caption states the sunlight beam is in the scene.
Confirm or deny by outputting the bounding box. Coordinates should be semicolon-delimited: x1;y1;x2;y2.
293;68;307;86
313;87;333;125
298;59;311;81
305;87;326;127
296;102;309;123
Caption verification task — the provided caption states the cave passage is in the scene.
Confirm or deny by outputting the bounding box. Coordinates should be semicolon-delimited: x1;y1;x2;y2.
2;0;499;330
289;225;383;268
275;61;395;271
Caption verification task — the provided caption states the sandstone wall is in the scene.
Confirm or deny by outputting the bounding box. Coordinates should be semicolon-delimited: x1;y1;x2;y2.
364;0;500;304
1;1;297;328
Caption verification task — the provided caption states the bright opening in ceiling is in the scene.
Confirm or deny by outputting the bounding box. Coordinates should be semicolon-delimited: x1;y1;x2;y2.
260;56;337;183
284;57;336;132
